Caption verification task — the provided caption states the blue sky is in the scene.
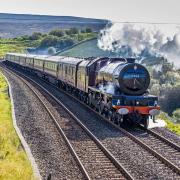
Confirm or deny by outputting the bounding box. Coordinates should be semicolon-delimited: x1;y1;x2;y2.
0;0;179;23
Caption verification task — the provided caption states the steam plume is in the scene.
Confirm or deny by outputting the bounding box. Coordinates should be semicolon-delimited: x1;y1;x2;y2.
98;82;115;94
98;23;180;67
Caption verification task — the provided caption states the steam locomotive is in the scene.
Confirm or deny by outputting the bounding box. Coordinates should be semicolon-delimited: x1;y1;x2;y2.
5;53;160;128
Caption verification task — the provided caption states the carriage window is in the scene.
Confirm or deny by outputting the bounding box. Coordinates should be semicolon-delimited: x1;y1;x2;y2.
65;66;68;74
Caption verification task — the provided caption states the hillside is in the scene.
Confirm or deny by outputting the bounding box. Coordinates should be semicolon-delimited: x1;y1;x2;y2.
0;13;107;38
57;38;118;57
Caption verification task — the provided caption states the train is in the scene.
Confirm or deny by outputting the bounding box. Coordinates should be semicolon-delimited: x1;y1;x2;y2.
5;53;160;128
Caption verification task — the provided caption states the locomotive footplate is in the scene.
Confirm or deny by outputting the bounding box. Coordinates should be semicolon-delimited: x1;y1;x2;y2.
112;95;160;118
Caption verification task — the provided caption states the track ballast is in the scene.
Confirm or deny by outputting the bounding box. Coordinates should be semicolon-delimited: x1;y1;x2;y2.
1;61;180;179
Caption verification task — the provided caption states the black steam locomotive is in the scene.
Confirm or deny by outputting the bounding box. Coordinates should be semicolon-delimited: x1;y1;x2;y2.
5;53;160;128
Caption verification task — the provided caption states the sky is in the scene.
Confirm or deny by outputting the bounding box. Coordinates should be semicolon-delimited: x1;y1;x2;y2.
0;0;180;23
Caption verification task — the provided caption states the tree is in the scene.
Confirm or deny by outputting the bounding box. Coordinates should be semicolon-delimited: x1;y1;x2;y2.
65;28;79;35
49;29;64;37
85;28;92;33
162;63;174;74
78;34;84;41
63;38;75;47
159;86;180;115
19;35;29;41
81;29;86;33
165;71;180;85
152;69;162;79
149;79;159;88
150;83;160;96
173;108;180;119
55;38;75;49
40;35;58;47
29;32;42;40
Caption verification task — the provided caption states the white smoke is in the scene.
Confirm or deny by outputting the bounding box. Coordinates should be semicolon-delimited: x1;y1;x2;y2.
98;23;180;67
98;82;115;94
152;64;163;72
148;119;167;128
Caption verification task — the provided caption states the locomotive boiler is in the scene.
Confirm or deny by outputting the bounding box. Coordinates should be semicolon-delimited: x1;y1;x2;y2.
97;59;150;95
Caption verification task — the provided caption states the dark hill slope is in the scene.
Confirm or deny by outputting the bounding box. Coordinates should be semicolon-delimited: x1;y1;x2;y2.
0;13;107;38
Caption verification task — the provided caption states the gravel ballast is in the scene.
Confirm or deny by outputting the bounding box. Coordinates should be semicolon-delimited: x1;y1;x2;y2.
127;128;180;168
152;127;180;146
18;68;180;180
11;68;127;179
2;70;84;180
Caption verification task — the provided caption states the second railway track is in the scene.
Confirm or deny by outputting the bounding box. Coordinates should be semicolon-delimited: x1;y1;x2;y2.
127;127;180;170
1;63;132;180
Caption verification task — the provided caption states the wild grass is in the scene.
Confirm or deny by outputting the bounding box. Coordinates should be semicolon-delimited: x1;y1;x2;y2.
0;43;25;58
158;112;180;136
0;39;40;59
0;72;34;180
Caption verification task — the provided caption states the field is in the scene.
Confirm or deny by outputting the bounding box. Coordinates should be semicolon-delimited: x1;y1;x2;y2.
0;39;40;58
58;38;118;57
0;42;25;58
0;72;33;180
0;31;98;58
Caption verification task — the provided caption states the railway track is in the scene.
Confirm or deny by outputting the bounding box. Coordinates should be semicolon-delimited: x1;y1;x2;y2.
127;127;180;170
150;127;180;146
0;63;132;180
147;128;180;167
1;62;180;178
147;128;180;151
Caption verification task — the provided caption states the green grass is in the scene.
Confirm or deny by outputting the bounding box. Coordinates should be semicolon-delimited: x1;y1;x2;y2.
0;32;97;59
58;38;117;58
0;72;34;180
0;43;25;58
158;112;180;136
0;39;40;59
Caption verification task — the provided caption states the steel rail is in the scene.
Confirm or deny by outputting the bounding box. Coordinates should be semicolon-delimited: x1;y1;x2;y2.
147;129;180;151
0;65;90;180
3;62;180;175
1;63;134;180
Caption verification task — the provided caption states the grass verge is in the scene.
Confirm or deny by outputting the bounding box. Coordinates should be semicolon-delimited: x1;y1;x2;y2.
158;112;180;136
0;72;34;180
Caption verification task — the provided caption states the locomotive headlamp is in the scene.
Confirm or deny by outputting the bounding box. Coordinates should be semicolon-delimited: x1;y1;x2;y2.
118;108;129;115
149;109;160;116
